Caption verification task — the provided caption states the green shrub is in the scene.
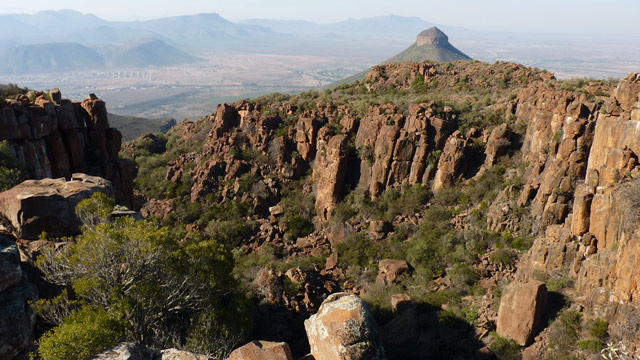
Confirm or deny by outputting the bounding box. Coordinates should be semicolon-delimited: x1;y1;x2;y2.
285;214;314;240
336;232;376;268
38;306;124;360
37;194;244;351
0;140;26;191
545;310;582;359
490;333;521;360
447;263;480;294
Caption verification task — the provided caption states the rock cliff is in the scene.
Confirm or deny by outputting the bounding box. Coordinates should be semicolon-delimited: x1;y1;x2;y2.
0;90;133;207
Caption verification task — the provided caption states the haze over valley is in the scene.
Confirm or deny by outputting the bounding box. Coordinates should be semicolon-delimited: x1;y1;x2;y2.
1;9;638;120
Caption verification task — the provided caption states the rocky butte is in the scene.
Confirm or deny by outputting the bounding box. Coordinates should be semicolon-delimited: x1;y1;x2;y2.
1;55;640;359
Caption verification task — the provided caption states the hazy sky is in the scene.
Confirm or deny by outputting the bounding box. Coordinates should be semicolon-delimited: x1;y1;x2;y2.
2;0;639;34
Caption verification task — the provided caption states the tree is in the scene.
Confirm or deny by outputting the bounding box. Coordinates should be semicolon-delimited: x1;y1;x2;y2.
36;193;249;359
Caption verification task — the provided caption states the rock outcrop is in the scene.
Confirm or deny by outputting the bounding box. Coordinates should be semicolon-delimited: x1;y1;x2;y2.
313;134;349;221
416;27;449;46
496;280;547;346
227;341;293;360
513;74;640;350
0;91;133;207
376;259;410;285
0;233;37;360
0;174;114;240
304;293;385;360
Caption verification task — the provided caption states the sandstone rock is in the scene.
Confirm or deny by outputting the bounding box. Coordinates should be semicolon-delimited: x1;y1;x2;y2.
433;131;467;191
369;220;392;240
0;174;114;240
496;280;547;346
295;117;322;161
226;341;292;360
390;294;412;314
571;183;594;236
81;94;110;130
304;292;385;360
417;27;449;46
313;135;349;221
49;88;62;104
160;349;208;360
376;259;410;285
484;123;512;167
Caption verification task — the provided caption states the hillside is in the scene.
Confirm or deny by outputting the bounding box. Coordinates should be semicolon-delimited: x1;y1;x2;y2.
4;60;640;360
97;39;203;68
108;113;177;141
384;27;471;63
0;42;105;74
330;27;471;87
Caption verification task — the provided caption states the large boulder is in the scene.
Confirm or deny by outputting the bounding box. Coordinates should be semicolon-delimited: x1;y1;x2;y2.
496;280;548;346
304;292;386;360
0;174;114;240
226;341;292;360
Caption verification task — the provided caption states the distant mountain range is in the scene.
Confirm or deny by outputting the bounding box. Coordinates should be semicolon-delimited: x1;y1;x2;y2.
0;39;202;74
0;10;473;75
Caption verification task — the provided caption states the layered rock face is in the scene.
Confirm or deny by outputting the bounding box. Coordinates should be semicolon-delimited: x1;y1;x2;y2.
0;91;133;207
510;74;640;349
0;174;114;240
416;27;449;46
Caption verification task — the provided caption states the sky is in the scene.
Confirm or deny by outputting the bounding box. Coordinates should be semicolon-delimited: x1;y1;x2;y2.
1;0;639;35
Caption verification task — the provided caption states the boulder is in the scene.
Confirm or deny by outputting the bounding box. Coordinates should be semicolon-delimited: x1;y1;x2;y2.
226;341;292;360
376;259;410;285
0;174;114;240
496;280;548;346
160;349;208;360
304;292;386;360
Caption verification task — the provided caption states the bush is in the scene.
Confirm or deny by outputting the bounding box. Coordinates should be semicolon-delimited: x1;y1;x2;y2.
545;310;582;359
336;232;376;268
36;193;245;352
447;263;480;295
38;306;124;360
490;333;521;360
0;140;26;191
